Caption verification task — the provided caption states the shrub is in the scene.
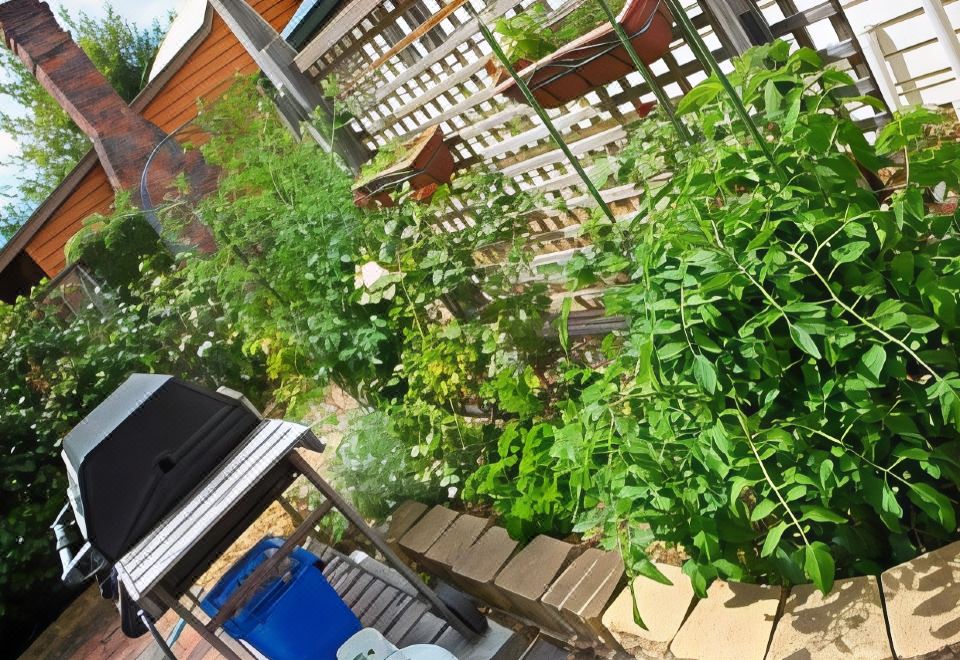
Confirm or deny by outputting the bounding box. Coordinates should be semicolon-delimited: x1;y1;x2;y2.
332;409;447;520
63;193;170;293
467;42;960;594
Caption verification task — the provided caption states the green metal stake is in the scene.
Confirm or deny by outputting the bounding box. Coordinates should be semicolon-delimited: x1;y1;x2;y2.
595;0;693;144
471;6;616;222
662;0;785;180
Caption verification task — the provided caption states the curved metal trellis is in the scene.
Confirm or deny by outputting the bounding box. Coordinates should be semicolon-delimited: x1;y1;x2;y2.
138;119;211;253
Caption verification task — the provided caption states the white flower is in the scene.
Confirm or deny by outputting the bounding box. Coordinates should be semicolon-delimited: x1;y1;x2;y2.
197;340;213;357
356;261;390;289
447;486;459;499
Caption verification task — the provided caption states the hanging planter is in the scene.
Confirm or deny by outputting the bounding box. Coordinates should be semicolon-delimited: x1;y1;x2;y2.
352;126;455;208
488;0;673;109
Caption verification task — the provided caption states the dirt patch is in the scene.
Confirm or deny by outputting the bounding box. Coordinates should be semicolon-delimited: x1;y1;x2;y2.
647;540;689;567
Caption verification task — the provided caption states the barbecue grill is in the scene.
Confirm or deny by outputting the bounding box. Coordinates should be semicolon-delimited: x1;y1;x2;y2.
61;374;261;562
52;374;480;658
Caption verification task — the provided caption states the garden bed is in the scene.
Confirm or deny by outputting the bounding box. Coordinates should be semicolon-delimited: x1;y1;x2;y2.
352;126;455;208
488;0;673;108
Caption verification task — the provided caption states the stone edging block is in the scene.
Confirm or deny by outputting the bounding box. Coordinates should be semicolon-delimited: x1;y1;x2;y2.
601;563;695;658
450;526;519;611
493;534;576;634
398;505;459;558
385;500;429;557
669;579;781;660
767;575;893;659
541;547;624;646
881;539;960;659
420;513;489;580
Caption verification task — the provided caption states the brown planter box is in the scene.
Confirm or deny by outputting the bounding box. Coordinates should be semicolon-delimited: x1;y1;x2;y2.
491;0;673;109
353;125;455;208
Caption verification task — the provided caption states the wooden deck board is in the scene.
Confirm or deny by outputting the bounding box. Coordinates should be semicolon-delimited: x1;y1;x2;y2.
384;601;430;645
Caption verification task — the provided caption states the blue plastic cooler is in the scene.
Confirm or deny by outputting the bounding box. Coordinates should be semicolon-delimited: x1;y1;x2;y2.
201;537;361;659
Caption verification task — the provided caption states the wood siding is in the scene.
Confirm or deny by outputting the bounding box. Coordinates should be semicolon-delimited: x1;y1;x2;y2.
23;0;299;277
25;164;113;275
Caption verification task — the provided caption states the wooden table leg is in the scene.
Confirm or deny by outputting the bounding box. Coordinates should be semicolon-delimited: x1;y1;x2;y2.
209;498;335;629
154;586;246;660
287;451;479;640
276;494;305;524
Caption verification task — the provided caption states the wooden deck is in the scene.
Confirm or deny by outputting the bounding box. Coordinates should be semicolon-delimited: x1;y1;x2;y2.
309;542;527;657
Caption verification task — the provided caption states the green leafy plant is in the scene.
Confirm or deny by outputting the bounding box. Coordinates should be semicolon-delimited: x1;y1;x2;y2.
187;77;405;405
494;0;627;64
554;0;627;43
332;409;445;519
64;192;171;293
467;41;960;596
357;139;410;187
494;4;558;64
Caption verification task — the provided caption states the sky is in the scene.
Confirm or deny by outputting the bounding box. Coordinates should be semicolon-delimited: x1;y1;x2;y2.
0;1;184;245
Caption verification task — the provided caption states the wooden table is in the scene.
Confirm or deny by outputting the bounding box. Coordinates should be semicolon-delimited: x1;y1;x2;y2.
114;419;475;659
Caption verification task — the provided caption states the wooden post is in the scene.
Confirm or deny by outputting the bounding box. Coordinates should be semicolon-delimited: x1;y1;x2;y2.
700;0;770;56
209;498;336;630
286;451;480;640
277;494;306;524
208;0;371;172
824;0;888;113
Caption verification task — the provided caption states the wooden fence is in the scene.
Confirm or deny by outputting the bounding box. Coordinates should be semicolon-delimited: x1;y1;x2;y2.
844;0;960;112
288;0;889;312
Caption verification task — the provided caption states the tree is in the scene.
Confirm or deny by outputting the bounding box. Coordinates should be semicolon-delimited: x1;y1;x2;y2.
0;4;168;240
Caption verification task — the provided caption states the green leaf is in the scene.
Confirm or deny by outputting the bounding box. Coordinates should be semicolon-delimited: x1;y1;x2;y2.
761;521;788;557
682;560;717;599
804;541;835;594
627;581;649;632
693;354;718;394
906;315;938;334
731;476;758;501
678;81;724;116
908;483;957;532
558;298;571;355
800;506;846;524
893;446;929;462
832;241;870;264
819;459;833;488
764;80;783;118
789;324;821;359
751;499;777;522
633;557;673;586
860;344;887;381
864;475;904;532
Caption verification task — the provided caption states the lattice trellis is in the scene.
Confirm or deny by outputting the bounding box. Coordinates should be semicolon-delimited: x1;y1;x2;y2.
291;0;886;311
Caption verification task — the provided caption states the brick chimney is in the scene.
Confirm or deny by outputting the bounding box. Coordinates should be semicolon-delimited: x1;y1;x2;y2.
0;0;217;252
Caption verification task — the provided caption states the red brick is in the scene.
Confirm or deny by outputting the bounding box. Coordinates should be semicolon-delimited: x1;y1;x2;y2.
0;0;217;252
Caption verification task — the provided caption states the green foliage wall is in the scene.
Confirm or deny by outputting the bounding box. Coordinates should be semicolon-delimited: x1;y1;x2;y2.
64;193;171;291
467;42;960;595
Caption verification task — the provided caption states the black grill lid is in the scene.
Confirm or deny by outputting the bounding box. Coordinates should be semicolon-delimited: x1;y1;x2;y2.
62;374;260;562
